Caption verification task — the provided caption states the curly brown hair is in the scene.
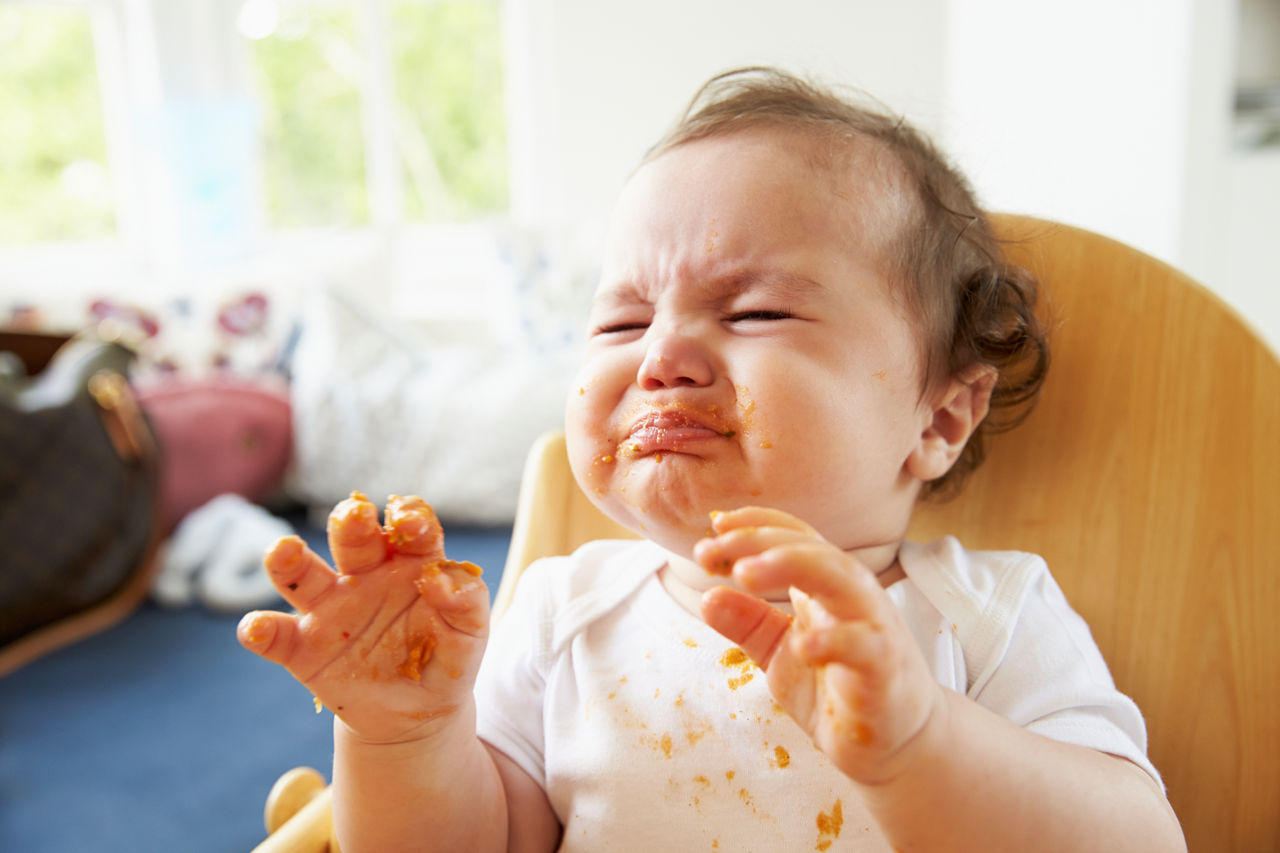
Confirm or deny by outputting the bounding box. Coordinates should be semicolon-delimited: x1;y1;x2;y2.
643;67;1049;499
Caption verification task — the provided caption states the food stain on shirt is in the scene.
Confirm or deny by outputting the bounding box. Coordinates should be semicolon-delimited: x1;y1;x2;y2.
719;646;757;690
685;720;713;746
815;799;844;851
773;745;791;769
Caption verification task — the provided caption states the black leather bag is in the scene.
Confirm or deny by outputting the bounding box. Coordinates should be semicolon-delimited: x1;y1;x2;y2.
0;331;162;676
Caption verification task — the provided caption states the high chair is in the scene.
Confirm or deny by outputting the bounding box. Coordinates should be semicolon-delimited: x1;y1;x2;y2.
253;214;1280;852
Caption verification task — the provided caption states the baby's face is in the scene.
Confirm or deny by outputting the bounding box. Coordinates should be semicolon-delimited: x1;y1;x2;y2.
565;129;936;559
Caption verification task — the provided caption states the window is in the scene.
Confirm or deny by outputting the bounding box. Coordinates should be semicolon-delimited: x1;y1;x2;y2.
388;0;508;222
245;0;508;229
0;2;115;245
1;0;509;247
249;2;369;227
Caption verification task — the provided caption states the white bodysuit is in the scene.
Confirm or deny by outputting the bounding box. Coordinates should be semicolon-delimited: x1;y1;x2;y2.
475;537;1159;852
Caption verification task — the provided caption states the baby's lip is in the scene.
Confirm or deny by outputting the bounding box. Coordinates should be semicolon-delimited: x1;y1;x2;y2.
625;408;734;454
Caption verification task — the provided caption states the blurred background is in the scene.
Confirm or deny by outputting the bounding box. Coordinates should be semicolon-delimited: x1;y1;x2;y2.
2;0;1277;354
0;1;1276;850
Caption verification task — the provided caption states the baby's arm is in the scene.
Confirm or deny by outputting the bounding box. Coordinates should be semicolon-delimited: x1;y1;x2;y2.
696;507;1185;852
238;493;559;853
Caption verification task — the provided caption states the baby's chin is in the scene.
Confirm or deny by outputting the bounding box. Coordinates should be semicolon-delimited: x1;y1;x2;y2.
582;491;706;555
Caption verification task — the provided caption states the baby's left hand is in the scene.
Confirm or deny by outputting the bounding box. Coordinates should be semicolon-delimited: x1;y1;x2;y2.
695;506;945;787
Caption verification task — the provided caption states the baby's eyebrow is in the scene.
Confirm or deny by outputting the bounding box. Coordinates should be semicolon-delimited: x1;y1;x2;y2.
592;269;828;311
590;285;649;314
710;269;829;302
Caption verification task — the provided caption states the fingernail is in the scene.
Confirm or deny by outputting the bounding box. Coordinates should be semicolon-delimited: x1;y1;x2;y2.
239;612;272;645
329;496;379;537
265;535;304;566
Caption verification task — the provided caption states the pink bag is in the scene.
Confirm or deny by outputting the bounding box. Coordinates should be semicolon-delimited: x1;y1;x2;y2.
136;379;292;533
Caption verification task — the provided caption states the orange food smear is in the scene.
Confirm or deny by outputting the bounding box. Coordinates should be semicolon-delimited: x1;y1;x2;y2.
398;633;438;681
774;746;791;768
719;648;749;667
419;559;483;583
706;557;733;576
816;798;844;849
817;800;844;833
660;732;673;758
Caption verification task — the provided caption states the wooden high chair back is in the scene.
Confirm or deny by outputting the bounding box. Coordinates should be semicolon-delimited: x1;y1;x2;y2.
493;215;1280;851
255;215;1279;852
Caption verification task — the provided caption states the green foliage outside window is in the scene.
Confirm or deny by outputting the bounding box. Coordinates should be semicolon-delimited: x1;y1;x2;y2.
249;0;508;229
391;0;508;222
0;0;509;244
0;7;115;245
250;4;370;228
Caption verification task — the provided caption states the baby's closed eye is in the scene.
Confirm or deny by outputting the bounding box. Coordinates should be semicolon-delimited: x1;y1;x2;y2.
725;309;797;323
592;319;650;336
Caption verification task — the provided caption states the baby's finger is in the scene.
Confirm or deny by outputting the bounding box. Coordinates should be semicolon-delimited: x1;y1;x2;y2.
327;491;388;575
734;542;879;623
237;609;301;666
793;614;890;677
384;495;445;559
694;525;817;576
264;535;336;612
701;586;792;668
416;559;490;634
710;506;819;536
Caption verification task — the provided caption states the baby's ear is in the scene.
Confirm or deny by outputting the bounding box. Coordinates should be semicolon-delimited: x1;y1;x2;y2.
906;364;996;483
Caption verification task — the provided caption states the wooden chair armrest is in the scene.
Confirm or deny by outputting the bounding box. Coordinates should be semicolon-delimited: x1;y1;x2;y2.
252;766;338;853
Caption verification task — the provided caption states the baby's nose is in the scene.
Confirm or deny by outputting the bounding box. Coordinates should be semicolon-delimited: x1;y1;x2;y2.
636;330;714;390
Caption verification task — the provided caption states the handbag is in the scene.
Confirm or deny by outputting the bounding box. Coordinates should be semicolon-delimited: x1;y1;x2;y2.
0;330;162;676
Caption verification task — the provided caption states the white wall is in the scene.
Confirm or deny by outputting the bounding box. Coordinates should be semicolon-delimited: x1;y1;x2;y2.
941;0;1195;265
507;0;949;226
509;0;1279;353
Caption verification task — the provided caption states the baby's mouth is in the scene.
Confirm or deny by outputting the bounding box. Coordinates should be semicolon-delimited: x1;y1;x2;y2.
624;408;735;456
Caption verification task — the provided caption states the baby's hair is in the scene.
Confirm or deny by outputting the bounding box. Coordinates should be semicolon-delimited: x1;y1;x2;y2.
645;66;1049;499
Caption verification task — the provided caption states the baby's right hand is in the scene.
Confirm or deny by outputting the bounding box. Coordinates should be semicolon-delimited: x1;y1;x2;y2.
237;492;489;746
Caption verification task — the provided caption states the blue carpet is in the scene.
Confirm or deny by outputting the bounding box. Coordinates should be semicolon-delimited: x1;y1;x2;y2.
0;519;511;853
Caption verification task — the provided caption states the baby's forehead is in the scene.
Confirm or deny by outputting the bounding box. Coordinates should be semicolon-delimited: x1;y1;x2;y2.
608;127;915;289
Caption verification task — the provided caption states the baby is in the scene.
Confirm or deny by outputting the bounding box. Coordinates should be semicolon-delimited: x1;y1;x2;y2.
239;68;1185;851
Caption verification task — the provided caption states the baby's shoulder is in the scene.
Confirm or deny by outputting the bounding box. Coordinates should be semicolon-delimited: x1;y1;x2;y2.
521;538;665;601
510;539;667;648
898;535;1049;614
